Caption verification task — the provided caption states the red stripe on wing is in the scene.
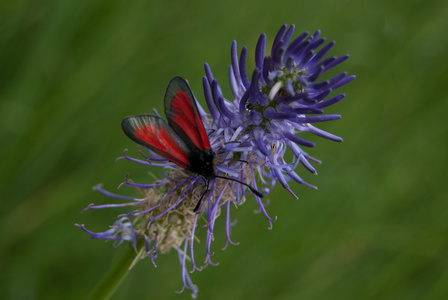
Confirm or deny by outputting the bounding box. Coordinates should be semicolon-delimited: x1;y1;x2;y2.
122;115;190;169
165;77;211;152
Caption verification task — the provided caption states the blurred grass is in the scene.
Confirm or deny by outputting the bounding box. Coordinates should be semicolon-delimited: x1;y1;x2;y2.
1;0;447;299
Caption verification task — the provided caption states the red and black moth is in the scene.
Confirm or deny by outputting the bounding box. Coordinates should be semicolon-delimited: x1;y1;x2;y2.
121;76;262;211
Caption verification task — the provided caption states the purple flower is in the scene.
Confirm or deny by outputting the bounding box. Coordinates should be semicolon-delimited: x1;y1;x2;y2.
77;24;353;298
203;24;355;198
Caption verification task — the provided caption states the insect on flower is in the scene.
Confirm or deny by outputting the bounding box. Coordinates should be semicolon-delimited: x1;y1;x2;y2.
121;76;262;211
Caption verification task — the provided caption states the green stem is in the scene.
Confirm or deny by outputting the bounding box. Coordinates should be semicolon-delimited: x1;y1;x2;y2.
87;246;135;300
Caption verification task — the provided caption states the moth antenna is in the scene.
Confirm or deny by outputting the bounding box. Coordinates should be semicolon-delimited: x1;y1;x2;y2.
194;179;209;212
214;175;263;198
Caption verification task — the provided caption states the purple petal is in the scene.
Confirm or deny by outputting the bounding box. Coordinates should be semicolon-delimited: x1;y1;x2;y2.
296;114;341;123
231;41;243;91
255;33;266;71
202;76;219;121
282;130;315;147
285;31;309;59
316;93;345;108
307;124;343;142
332;75;356;89
271;24;287;54
307;40;335;67
204;62;214;85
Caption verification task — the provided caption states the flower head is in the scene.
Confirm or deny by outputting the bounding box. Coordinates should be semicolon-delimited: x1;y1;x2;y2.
203;24;355;197
77;24;354;298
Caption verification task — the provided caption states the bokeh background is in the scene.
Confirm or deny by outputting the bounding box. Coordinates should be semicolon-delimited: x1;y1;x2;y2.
1;0;447;299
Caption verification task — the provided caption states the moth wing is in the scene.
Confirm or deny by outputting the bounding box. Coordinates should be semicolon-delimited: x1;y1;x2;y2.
164;76;211;152
121;114;190;168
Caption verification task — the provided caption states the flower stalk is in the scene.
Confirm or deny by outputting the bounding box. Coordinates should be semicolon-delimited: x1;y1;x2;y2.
87;246;135;300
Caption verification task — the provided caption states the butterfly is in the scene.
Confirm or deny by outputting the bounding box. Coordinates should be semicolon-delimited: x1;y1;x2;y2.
121;76;262;211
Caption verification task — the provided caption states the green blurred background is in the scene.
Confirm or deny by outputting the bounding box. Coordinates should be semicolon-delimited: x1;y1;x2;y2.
1;0;447;299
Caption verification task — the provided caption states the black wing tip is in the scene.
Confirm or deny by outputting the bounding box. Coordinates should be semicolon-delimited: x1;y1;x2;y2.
121;116;133;134
120;114;140;130
121;114;163;131
170;76;188;84
121;113;160;121
167;76;192;94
